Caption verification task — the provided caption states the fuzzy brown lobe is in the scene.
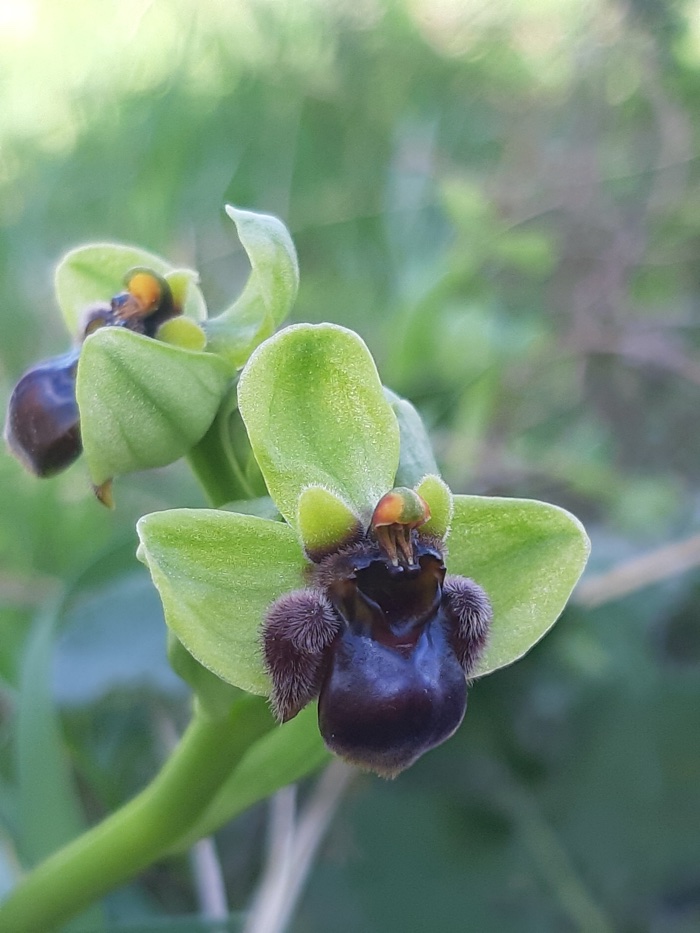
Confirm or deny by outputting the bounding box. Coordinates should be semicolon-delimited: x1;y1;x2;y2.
262;530;492;776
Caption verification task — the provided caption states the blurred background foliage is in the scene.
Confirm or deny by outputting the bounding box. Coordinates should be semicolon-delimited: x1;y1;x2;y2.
1;0;700;929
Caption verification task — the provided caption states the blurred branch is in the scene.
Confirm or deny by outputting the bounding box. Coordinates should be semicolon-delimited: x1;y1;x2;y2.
496;774;615;933
190;836;229;924
575;534;700;609
244;760;355;933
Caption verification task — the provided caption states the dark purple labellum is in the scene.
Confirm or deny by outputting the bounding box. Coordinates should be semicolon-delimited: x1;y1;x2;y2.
4;348;81;477
263;532;492;777
318;604;468;777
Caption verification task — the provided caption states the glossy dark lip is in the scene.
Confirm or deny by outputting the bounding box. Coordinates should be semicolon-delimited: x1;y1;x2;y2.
4;348;82;477
263;527;492;775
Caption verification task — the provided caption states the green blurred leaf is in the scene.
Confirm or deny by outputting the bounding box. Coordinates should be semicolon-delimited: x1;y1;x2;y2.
238;324;400;526
137;509;307;695
80;918;243;932
447;495;590;676
54;244;206;336
173;703;329;851
203;206;299;367
17;603;103;931
77;327;233;486
17;606;86;867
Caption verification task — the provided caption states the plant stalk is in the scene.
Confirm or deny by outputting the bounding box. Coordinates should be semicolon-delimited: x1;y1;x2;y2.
0;696;273;933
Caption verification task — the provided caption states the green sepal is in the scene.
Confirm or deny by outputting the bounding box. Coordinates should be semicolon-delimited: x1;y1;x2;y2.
167;632;241;721
297;486;361;558
136;509;308;695
203;206;299;368
447;495;590;676
384;388;439;487
55;243;206;336
238;323;400;527
415;474;453;539
77;327;232;486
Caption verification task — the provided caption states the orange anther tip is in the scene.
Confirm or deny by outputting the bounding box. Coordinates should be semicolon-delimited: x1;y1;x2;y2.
371;487;431;529
125;270;162;312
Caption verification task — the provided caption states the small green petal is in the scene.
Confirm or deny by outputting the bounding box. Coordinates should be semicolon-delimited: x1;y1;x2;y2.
203;205;299;368
137;509;307;695
416;474;453;539
77;327;232;485
156;317;207;351
55;243;205;336
297;486;361;557
164;269;207;321
384;388;439;487
447;495;590;676
238;323;400;527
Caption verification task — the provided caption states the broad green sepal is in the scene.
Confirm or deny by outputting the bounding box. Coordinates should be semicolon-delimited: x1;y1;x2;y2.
136;509;308;695
384;388;439;487
203;206;299;368
297;486;361;557
447;495;590;676
77;328;232;485
238;323;400;526
416;474;453;538
55;243;206;336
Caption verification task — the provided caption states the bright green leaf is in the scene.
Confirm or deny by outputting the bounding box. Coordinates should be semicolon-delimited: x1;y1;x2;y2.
238;323;400;526
137;509;308;695
384;388;439;487
447;495;590;676
55;243;206;336
203;206;299;368
77;328;232;485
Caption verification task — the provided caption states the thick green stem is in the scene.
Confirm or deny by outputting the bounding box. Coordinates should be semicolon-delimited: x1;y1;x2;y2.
185;406;249;507
0;697;274;933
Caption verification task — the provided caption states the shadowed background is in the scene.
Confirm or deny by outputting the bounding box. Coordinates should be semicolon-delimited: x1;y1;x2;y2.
1;1;699;930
